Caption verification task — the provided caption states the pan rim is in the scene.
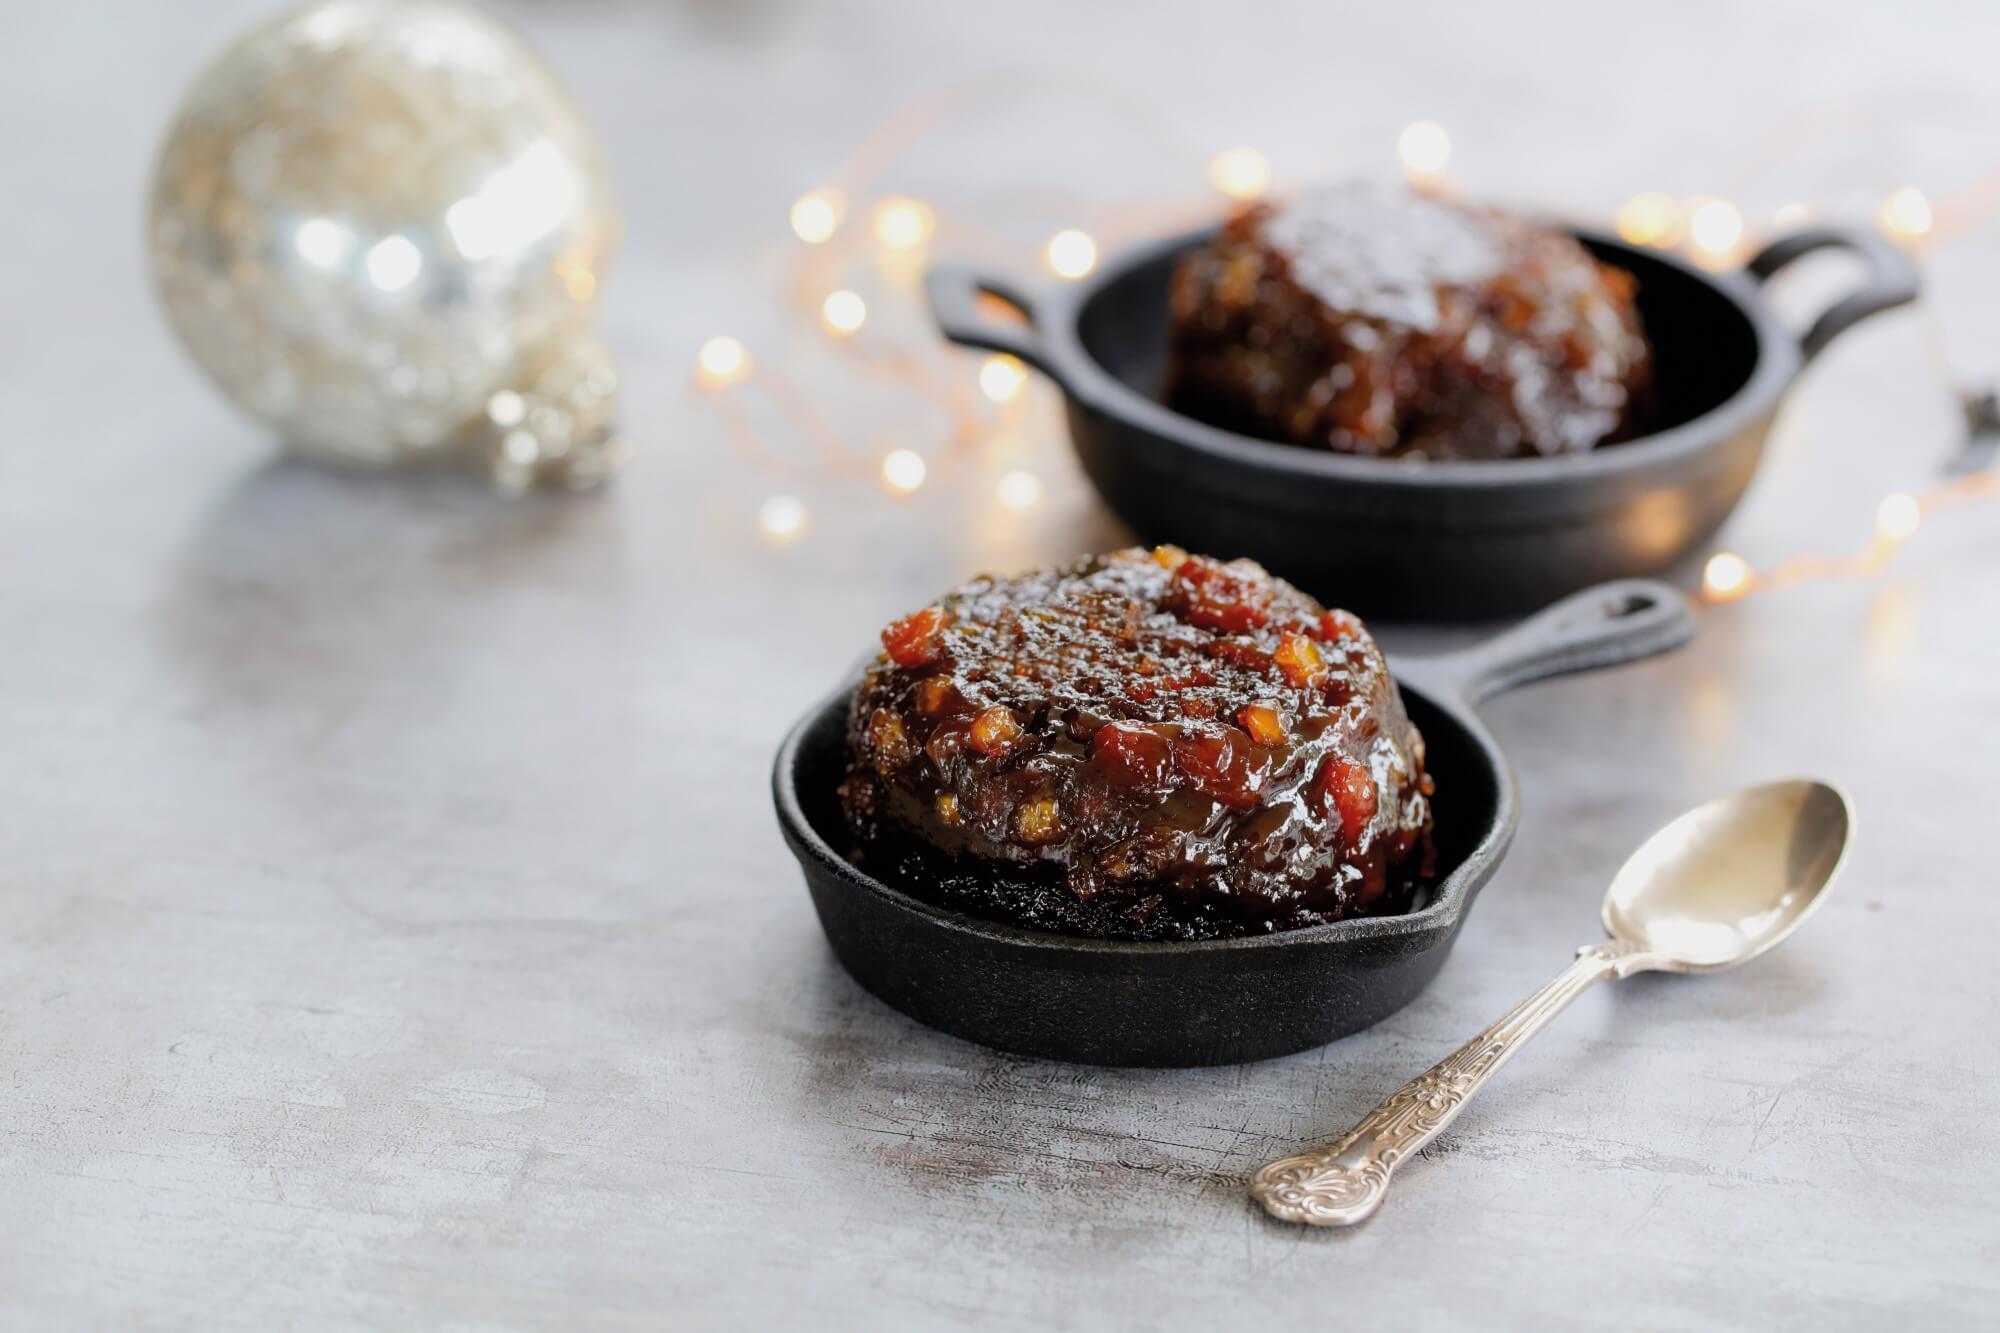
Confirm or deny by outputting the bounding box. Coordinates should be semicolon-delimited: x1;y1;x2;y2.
771;672;1517;957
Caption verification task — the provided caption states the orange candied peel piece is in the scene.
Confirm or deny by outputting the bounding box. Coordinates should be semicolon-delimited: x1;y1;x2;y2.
1012;794;1063;845
1273;632;1326;687
967;706;1024;755
882;605;949;668
865;708;914;768
1235;703;1287;747
914;675;961;716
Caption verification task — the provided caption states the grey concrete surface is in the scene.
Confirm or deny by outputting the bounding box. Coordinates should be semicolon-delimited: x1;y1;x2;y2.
3;1;1997;1328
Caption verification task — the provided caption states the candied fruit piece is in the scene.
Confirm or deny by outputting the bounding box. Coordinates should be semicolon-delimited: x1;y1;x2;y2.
1088;721;1176;790
1274;633;1326;688
866;708;914;769
1319;609;1365;643
967;706;1024;755
882;606;948;668
1152;544;1189;570
1236;703;1287;747
1012;794;1064;846
1164;555;1272;635
1315;755;1379;846
934;792;962;825
914;675;962;717
1206;636;1274;673
1173;725;1262;809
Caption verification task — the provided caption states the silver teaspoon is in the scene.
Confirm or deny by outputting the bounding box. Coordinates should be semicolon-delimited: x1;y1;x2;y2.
1252;778;1852;1228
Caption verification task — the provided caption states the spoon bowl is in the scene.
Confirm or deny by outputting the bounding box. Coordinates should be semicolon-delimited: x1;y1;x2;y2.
1603;779;1851;971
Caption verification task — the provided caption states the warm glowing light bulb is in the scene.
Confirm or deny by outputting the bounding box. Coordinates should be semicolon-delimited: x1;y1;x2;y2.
1689;199;1744;257
1876;492;1922;542
1397;121;1451;179
294;217;350;268
1703;552;1752;601
1045;229;1097;280
501;430;539;466
487;389;526;428
881;448;927;494
873;197;934;251
790;189;842;244
1616;193;1681;247
997;469;1043;511
365;234;423;291
1878;187;1933;241
758;494;807;543
821;289;867;336
697;336;750;388
978;353;1028;403
1208;147;1271;201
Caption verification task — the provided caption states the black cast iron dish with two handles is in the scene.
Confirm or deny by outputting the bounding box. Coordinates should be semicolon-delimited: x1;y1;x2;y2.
927;223;1917;617
774;578;1694;1067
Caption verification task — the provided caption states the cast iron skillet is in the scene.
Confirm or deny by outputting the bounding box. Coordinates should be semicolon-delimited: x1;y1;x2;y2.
773;578;1694;1067
926;223;1916;618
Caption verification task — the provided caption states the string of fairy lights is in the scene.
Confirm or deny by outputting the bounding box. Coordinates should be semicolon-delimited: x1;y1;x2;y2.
689;108;1999;611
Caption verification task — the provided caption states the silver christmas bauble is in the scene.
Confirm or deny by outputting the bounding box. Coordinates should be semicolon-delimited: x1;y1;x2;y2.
147;0;622;488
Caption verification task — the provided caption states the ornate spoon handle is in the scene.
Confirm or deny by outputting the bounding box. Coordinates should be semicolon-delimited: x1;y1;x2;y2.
1251;940;1654;1227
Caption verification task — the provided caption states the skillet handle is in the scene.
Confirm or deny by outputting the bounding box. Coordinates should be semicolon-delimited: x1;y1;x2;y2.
1745;225;1919;365
1403;579;1695;707
925;264;1063;383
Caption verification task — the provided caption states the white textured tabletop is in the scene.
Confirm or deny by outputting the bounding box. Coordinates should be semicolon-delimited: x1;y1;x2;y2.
4;1;1998;1328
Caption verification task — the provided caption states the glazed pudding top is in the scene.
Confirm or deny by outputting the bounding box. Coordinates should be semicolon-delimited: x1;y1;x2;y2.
839;547;1435;938
1166;183;1653;460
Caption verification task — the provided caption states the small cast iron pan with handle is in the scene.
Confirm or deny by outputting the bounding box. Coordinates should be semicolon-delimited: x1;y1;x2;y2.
927;224;1915;618
773;579;1695;1068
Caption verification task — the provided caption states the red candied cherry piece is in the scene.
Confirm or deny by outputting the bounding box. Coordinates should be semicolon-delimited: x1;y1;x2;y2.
1164;556;1273;635
1088;721;1176;790
1205;636;1274;673
1318;609;1365;643
882;606;948;668
1315;754;1378;846
1172;725;1262;810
